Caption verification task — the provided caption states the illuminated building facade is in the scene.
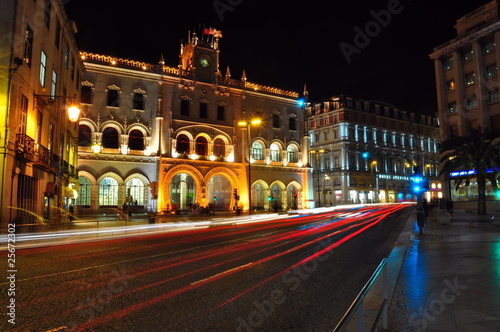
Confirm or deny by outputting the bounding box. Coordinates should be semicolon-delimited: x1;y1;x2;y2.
76;31;312;214
430;0;500;208
307;95;440;206
0;0;83;230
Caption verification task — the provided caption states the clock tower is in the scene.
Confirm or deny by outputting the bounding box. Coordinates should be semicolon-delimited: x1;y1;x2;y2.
179;29;221;84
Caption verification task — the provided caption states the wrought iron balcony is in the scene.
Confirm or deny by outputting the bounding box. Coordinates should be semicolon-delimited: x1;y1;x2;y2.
16;134;36;162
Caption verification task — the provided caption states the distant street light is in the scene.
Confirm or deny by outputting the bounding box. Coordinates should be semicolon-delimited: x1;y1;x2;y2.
238;119;261;214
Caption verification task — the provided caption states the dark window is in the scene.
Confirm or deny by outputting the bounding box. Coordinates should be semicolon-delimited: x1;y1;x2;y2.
102;127;119;148
176;134;190;154
213;138;225;157
24;24;33;68
133;93;144;110
491;114;500;134
54;21;60;48
44;0;51;28
217;105;225;121
195;137;208;156
200;102;208;118
272;114;279;128
64;44;69;69
289;117;296;131
128;130;144;150
78;125;92;147
107;89;119;107
81;86;92;104
181;99;190;116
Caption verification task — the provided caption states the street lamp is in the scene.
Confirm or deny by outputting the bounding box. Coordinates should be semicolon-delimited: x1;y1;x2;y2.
238;119;261;215
371;161;377;203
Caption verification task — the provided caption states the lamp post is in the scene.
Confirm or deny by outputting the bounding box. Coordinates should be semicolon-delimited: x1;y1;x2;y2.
238;119;261;215
370;161;377;203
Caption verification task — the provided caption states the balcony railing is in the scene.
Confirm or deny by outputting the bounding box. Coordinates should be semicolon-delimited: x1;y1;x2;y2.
34;144;51;169
16;134;36;162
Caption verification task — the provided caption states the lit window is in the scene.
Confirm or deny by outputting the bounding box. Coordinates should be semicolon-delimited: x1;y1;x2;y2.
270;143;281;162
446;80;455;91
39;51;47;86
287;146;297;163
51;70;57;100
251;142;263;160
447;102;456;113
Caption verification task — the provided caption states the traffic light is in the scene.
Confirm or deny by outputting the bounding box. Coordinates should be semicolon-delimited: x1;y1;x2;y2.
361;151;369;159
213;195;217;201
233;189;238;200
410;172;429;194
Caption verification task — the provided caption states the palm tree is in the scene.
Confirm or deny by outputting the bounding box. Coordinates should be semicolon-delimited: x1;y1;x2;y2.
439;127;500;215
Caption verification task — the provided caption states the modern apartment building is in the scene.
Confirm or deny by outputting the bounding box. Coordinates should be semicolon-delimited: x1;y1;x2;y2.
430;0;500;207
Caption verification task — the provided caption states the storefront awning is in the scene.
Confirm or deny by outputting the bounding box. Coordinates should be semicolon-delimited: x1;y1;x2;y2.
45;182;58;196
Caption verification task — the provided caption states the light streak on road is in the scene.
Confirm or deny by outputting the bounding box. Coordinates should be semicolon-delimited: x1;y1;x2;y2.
32;204;408;331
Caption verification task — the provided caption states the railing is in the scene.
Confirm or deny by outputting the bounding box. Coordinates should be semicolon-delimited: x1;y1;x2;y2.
35;144;51;169
333;258;388;332
16;133;36;162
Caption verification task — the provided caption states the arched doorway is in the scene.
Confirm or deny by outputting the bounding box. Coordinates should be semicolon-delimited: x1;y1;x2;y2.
99;177;119;206
169;173;195;211
207;175;231;210
287;186;298;210
270;183;282;211
253;183;265;211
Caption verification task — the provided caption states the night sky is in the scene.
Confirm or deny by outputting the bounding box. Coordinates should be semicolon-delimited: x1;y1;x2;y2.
64;0;491;115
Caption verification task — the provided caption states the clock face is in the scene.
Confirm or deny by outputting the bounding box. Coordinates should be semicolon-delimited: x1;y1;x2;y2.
199;57;210;69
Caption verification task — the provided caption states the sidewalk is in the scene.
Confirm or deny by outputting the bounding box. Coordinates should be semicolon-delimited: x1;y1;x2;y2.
386;209;500;332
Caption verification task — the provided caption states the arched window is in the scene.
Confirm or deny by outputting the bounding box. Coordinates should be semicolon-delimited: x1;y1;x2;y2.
78;125;92;147
99;177;119;206
77;176;91;206
270;143;281;162
128;129;144;150
126;178;145;206
176;134;190;154
195;137;208;156
102;127;119;148
213;138;225;157
287;145;297;163
251;142;263;160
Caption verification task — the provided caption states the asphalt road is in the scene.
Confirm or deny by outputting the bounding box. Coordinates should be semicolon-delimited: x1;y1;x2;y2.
1;204;413;332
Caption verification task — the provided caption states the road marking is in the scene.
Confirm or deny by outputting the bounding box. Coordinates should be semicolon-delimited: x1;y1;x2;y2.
190;263;254;285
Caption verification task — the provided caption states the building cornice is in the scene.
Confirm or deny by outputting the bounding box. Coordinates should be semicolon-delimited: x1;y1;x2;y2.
430;20;500;59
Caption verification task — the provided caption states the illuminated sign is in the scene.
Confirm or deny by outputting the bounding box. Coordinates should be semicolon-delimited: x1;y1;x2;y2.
449;167;498;177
